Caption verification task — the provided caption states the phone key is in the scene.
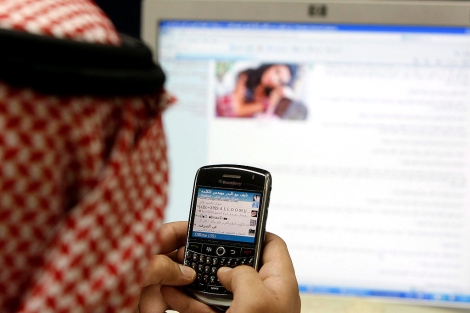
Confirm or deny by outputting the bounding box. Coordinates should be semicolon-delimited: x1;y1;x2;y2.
199;255;205;263
241;248;255;257
240;258;246;265
212;258;218;266
191;262;197;270
203;275;209;283
205;285;226;294
202;244;218;256
219;258;226;266
228;247;241;257
226;259;232;266
188;243;202;253
197;273;202;282
204;266;210;274
185;252;192;260
205;256;212;265
192;253;198;262
211;267;217;275
194;283;205;291
231;259;238;267
209;275;217;285
248;258;254;266
198;264;204;273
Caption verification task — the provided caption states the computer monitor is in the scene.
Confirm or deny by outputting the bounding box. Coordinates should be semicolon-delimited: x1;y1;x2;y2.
142;0;470;308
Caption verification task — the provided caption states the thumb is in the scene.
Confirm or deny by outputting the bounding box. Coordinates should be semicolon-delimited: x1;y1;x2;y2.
217;265;266;295
218;266;270;312
143;254;196;287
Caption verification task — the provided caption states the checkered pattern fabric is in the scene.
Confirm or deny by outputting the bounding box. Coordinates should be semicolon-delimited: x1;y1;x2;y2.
0;0;120;45
0;1;176;312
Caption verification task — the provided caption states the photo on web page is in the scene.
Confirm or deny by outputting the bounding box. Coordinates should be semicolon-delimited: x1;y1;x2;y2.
215;61;309;120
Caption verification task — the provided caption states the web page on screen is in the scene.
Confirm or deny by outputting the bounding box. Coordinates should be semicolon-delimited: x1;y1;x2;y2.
158;21;470;306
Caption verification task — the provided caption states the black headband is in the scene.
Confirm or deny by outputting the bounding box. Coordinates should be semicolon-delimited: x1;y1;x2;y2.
0;29;165;96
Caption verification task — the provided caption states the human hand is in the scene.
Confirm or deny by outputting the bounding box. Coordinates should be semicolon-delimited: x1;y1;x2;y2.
161;232;301;313
217;233;301;313
138;222;216;313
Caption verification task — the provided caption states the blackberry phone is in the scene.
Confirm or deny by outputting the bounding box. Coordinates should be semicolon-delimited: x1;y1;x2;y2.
183;164;272;308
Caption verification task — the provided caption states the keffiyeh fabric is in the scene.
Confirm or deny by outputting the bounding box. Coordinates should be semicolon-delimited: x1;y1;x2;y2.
0;1;174;312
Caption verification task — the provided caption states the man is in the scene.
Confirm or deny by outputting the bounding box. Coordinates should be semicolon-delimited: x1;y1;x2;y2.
0;1;301;312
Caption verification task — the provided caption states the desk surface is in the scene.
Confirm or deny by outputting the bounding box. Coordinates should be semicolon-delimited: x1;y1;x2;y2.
301;295;469;313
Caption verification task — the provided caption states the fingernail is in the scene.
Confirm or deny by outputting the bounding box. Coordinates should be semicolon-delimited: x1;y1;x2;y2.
179;264;196;278
218;267;233;274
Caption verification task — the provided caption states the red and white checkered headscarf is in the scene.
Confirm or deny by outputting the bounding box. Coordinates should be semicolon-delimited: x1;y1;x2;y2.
0;1;175;312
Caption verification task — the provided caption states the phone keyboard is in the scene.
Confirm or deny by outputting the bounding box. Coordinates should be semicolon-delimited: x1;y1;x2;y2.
184;242;255;294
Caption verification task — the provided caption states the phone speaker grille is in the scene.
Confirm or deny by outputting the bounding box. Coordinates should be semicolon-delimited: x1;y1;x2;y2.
222;174;241;179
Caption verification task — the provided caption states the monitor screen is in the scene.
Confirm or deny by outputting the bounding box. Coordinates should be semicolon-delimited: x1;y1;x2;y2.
157;20;470;307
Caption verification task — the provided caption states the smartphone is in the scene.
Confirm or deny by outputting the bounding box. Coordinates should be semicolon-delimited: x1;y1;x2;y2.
183;164;272;308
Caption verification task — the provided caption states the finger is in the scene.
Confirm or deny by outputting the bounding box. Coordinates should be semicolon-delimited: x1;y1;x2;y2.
158;221;189;254
139;284;168;313
165;250;178;261
161;286;219;313
165;247;185;263
217;266;270;312
257;232;300;310
176;246;186;262
143;254;195;287
217;266;266;295
259;232;297;280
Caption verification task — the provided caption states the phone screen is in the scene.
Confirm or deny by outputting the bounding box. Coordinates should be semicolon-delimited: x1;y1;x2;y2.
190;188;262;244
